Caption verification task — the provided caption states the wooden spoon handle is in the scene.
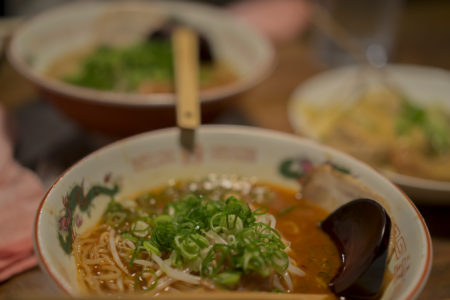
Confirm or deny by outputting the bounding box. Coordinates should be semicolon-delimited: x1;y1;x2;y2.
172;26;200;129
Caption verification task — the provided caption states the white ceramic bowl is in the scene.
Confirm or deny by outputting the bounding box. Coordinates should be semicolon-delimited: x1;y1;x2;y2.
34;125;431;299
8;1;274;135
288;64;450;205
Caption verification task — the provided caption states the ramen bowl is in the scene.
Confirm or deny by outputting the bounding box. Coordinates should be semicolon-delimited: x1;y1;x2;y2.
288;64;450;204
8;1;274;136
34;125;431;299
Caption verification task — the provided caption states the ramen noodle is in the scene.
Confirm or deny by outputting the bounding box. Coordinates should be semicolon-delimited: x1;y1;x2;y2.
73;175;341;295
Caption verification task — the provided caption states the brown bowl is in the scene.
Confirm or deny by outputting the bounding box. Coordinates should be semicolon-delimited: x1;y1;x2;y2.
8;1;275;136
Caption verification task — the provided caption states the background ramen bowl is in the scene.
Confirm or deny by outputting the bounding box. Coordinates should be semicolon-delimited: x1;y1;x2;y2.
7;1;274;136
34;125;431;299
288;64;450;205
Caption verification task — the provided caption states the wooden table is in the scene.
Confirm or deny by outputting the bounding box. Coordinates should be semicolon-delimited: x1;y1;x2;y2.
1;0;450;298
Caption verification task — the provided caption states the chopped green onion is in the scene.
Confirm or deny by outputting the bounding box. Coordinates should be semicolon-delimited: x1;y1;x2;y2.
111;192;292;286
210;212;225;233
190;233;209;248
201;244;231;277
104;211;126;227
174;235;200;260
142;269;159;291
154;214;172;224
170;251;184;268
150;221;176;251
215;271;242;286
396;99;450;155
277;205;297;217
129;239;143;267
143;240;161;256
224;214;243;233
253;206;268;216
131;220;151;238
121;232;138;243
270;249;289;274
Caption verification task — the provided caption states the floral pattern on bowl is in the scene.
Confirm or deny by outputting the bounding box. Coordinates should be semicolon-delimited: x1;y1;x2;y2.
57;181;119;254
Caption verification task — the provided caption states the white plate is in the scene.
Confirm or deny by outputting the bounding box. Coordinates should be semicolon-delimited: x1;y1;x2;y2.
288;64;450;204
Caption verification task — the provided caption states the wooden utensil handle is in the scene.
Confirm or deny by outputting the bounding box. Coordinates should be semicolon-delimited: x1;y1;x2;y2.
173;27;200;129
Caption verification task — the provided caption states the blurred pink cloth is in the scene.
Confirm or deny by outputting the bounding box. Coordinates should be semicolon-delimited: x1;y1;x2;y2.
0;104;44;282
230;0;311;43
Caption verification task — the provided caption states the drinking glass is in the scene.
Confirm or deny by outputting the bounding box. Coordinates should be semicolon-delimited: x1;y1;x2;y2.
315;0;404;67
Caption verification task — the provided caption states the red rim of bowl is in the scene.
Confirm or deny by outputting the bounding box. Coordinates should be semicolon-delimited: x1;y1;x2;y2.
33;125;432;298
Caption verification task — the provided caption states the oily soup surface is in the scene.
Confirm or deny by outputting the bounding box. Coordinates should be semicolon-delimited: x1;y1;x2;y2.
74;178;341;295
